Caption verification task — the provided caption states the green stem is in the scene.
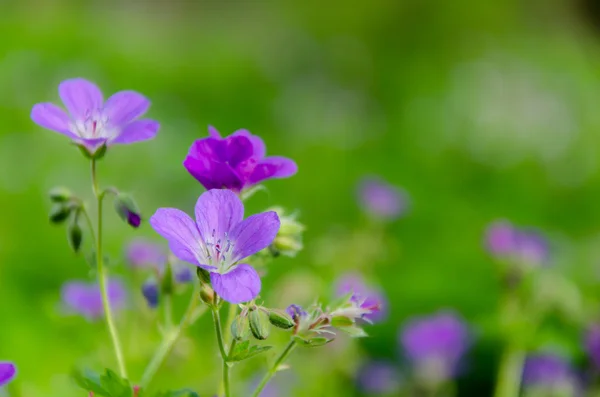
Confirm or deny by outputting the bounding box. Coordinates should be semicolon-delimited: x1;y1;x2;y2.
139;285;204;388
164;294;173;329
91;159;127;378
251;340;297;397
211;305;231;397
223;303;238;345
493;346;525;397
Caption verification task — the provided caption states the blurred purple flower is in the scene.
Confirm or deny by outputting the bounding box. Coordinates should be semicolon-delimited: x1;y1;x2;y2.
523;353;580;394
400;311;470;381
183;126;297;193
585;325;600;369
0;362;16;387
61;279;126;320
357;361;401;395
485;220;548;266
141;280;160;308
150;189;280;303
126;239;167;268
335;272;388;323
31;78;159;155
357;177;408;221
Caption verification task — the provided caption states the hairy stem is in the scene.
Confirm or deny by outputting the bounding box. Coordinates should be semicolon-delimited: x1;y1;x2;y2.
251;339;297;397
91;159;127;378
212;305;231;397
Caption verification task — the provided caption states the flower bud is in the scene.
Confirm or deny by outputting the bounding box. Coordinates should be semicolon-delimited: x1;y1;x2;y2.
249;308;271;340
268;309;295;329
49;187;72;203
49;204;71;224
231;313;250;341
267;207;305;257
196;267;211;284
67;218;83;253
114;193;141;228
142;280;159;308
199;284;215;306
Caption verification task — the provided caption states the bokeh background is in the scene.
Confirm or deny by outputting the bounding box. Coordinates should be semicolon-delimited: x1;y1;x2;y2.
3;0;600;396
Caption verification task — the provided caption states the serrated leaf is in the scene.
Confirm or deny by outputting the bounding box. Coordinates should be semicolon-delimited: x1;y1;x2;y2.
228;340;250;361
72;368;110;395
153;389;200;397
228;343;273;362
100;369;132;397
331;316;354;327
338;325;368;338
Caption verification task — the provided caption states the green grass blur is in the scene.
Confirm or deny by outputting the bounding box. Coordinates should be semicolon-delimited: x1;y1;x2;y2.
3;1;600;396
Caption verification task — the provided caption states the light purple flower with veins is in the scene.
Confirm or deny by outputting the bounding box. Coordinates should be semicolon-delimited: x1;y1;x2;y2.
61;279;127;320
183;126;297;193
149;189;280;303
31;78;159;154
0;362;16;387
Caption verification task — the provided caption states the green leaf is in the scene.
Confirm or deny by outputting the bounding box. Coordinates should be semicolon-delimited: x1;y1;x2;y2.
228;342;273;362
99;369;132;397
72;368;110;396
331;316;354;327
293;336;333;347
153;389;200;397
337;325;368;338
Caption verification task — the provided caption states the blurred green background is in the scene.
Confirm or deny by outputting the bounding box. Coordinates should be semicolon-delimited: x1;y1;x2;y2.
3;0;600;395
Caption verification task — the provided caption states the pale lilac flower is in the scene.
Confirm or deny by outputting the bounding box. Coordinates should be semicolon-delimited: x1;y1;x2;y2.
150;189;280;303
31;78;159;154
0;362;16;387
585;324;600;369
126;239;167;268
335;272;387;323
485;220;549;266
357;177;408;220
357;361;401;395
183;126;297;193
400;311;470;382
523;353;580;395
61;279;127;320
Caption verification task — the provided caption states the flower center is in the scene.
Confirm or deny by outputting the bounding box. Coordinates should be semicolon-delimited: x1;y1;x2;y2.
73;109;113;139
204;229;235;273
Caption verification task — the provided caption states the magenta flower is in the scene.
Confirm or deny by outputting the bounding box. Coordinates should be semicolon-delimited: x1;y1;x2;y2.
31;78;159;154
61;279;127;320
150;189;280;303
335;272;388;323
400;311;470;382
485;220;549;266
0;362;16;387
357;177;408;220
183;126;297;193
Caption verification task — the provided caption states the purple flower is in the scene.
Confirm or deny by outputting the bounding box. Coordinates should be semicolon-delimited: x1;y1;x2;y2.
357;361;401;395
183;126;297;193
523;353;580;394
400;311;470;382
286;304;308;321
335;273;387;323
150;189;280;303
126;239;167;268
485;220;549;266
142;280;160;308
61;279;127;320
357;177;408;220
0;362;16;387
585;325;600;369
31;78;159;154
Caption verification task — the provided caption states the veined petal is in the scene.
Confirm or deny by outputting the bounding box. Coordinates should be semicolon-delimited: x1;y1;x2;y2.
103;90;151;127
230;211;280;261
208;125;222;138
111;119;159;144
0;362;16;387
248;156;298;185
233;129;266;159
221;135;253;167
149;208;207;265
58;78;103;121
31;103;77;138
210;264;261;303
195;189;244;244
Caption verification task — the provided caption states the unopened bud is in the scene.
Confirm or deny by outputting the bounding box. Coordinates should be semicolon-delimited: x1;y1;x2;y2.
49;204;71;224
114;193;141;228
249;308;271;340
49;187;72;203
196;267;212;284
267;207;305;257
231;313;250;341
142;280;159;308
199;284;215;306
268;309;295;329
67;218;83;253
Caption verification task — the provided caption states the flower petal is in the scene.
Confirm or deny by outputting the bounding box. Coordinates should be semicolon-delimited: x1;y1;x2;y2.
58;78;104;121
233;129;266;159
184;156;243;191
195;189;244;244
30;103;77;138
149;208;207;265
249;156;298;185
111;119;159;144
103;90;150;127
230;211;280;261
0;362;16;387
210;264;261;303
208;125;222;138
